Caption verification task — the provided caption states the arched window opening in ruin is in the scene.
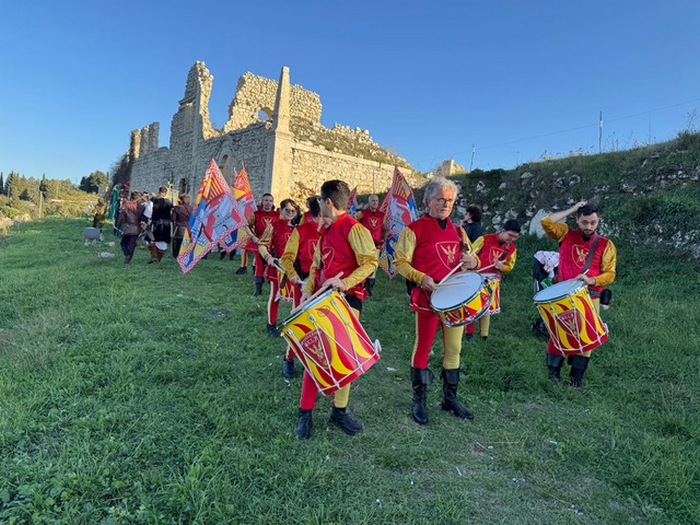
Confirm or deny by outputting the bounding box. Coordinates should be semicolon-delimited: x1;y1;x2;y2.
257;108;272;121
178;178;189;195
219;155;233;184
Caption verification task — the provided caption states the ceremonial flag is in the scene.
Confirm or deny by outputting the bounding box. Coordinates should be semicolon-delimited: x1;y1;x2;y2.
378;166;418;278
220;163;258;253
348;186;359;215
177;159;245;273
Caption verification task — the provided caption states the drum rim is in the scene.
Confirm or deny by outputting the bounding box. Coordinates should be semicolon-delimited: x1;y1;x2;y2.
281;288;339;325
533;279;585;303
430;271;486;312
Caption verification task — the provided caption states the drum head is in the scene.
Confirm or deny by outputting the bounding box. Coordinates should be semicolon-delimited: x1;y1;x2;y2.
431;271;484;311
533;279;584;303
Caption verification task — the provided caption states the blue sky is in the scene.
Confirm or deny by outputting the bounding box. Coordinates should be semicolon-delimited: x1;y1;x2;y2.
2;1;699;184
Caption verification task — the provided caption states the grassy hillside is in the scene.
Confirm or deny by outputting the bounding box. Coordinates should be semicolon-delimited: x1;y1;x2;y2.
1;219;698;523
438;131;700;258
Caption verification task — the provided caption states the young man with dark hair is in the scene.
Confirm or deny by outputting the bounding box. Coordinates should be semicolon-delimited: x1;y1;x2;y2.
466;219;521;340
540;200;617;386
295;180;378;440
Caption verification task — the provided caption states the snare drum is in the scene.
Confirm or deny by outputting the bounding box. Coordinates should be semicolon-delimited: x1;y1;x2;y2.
430;271;492;327
280;289;380;395
533;279;608;354
482;273;502;315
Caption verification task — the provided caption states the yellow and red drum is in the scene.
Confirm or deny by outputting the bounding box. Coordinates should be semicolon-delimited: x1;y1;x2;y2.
533;279;608;354
280;289;380;395
430;271;492;327
482;272;502;315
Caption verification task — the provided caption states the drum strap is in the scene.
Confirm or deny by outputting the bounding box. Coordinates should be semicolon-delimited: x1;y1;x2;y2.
582;234;599;274
499;243;511;261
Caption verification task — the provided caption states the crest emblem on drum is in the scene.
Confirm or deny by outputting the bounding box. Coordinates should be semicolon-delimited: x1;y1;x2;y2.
436;242;459;266
572;244;588;266
300;331;329;368
556;308;581;337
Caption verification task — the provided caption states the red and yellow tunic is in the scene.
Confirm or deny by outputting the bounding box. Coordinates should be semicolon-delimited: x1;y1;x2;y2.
356;209;385;247
541;216;616;295
471;233;517;274
280;220;321;281
303;213;378;299
245;209;277;251
395;215;476;313
259;217;296;281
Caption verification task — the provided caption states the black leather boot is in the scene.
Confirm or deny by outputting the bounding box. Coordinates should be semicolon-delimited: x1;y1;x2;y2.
295;409;312;440
547;354;565;381
568;355;590;387
282;358;296;379
235;266;247;275
252;277;263;297
330;406;363;435
365;278;375;296
410;367;433;425
440;368;474;420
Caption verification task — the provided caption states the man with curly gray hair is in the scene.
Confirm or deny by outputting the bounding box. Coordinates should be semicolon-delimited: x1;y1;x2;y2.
395;177;480;425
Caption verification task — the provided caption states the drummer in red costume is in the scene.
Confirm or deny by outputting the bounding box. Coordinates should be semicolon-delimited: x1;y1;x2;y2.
279;196;322;380
354;194;385;296
258;198;300;338
466;219;521;341
540;201;617;386
295;180;378;440
395;177;480;425
244;193;277;297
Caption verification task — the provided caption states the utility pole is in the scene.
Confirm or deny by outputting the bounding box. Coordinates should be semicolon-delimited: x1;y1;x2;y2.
599;111;603;153
39;191;43;217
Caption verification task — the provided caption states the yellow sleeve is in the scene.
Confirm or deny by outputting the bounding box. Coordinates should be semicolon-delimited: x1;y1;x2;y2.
280;228;300;280
257;223;274;260
541;216;569;242
343;223;379;290
394;227;426;284
593;240;617;287
470;235;484;255
303;239;321;294
501;247;517;274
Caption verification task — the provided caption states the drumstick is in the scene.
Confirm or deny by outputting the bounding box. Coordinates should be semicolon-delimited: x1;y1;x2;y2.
439;264;464;285
289;272;343;315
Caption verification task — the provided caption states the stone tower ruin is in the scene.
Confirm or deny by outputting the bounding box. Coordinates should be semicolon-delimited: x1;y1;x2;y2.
125;62;424;203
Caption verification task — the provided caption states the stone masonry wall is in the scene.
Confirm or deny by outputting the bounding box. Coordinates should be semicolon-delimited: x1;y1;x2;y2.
225;72;322;131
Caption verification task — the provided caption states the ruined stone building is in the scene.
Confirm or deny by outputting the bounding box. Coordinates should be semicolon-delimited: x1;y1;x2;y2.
126;62;426;203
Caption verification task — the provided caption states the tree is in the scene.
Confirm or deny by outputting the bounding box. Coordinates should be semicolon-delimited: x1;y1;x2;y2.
79;171;109;193
0;172;4;196
5;171;19;198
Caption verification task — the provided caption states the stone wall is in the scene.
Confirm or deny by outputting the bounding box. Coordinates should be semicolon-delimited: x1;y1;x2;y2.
289;144;419;202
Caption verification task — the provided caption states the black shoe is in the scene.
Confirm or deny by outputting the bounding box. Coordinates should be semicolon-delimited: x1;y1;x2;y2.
464;333;473;342
267;324;281;338
282;358;296;379
235;266;247;275
219;251;226;259
252;279;263;297
330;406;363;435
295;409;312;440
481;335;488;341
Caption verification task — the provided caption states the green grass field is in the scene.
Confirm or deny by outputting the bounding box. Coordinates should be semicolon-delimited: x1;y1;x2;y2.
1;219;699;524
